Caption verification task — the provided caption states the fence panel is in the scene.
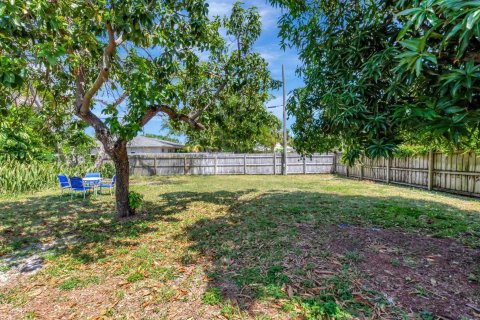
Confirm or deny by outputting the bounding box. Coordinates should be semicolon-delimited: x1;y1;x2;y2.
127;153;335;176
125;151;480;197
335;152;480;197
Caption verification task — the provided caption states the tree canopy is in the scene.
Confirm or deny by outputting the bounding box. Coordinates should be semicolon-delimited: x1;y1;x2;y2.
177;4;282;153
270;0;480;163
1;0;280;216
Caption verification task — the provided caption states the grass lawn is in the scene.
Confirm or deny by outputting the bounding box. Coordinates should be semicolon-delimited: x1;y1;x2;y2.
0;175;479;319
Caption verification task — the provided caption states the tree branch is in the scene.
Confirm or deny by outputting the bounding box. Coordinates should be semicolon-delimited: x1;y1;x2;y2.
139;105;205;130
94;92;127;108
28;83;43;111
189;80;228;120
80;23;118;114
139;74;231;131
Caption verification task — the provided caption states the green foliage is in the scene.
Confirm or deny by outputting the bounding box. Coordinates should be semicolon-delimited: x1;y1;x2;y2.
101;162;116;178
0;0;271;142
299;298;352;320
178;3;282;153
126;271;144;283
394;0;480;146
0;100;94;163
185;95;282;152
270;0;480;164
1;0;277;216
128;191;144;211
58;278;82;290
0;160;114;195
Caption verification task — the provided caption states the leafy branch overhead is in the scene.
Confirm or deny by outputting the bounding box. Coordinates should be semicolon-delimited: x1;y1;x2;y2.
2;1;252;140
270;0;480;163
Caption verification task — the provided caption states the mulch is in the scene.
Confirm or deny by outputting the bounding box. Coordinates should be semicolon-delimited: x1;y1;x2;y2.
287;223;480;319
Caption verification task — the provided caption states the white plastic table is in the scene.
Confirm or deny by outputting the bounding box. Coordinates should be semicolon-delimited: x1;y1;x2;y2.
83;177;101;195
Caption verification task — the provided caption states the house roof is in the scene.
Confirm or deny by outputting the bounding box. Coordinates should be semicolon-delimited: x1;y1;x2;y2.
127;136;184;149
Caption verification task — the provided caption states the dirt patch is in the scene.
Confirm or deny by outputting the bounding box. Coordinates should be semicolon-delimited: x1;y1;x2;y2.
288;223;480;319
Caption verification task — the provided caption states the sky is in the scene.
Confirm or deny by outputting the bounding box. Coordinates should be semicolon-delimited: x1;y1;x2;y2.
88;0;303;140
205;0;303;124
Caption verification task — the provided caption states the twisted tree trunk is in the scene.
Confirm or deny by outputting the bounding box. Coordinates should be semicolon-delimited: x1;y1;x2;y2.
109;140;132;218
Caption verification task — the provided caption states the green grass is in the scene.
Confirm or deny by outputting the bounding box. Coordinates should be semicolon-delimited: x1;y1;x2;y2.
0;175;479;319
202;287;223;305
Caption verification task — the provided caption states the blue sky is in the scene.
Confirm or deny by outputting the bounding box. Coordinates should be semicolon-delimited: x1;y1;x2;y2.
88;1;302;139
205;0;303;125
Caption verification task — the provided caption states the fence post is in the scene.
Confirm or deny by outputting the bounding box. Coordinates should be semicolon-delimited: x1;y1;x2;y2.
303;157;307;174
273;152;276;175
331;152;337;174
360;156;364;180
244;154;247;174
386;157;391;183
154;157;157;176
428;150;434;190
214;155;218;175
184;156;187;175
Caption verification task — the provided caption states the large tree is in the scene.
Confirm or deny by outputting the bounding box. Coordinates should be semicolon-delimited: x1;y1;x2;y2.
270;0;480;163
1;0;267;217
172;4;282;153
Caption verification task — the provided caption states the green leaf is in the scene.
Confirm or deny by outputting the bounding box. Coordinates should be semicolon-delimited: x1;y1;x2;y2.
400;39;421;52
443;106;465;114
396;7;422;17
415;58;423;76
466;9;480;30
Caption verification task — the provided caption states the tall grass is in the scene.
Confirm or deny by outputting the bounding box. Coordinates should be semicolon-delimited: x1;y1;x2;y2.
0;160;115;195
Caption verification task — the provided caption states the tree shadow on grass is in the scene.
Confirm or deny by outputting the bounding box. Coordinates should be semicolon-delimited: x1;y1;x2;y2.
0;192;179;264
172;190;480;319
1;186;480;318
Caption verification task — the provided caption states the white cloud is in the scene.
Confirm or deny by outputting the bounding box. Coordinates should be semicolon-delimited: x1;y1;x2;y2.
258;5;281;30
207;1;280;30
207;1;232;18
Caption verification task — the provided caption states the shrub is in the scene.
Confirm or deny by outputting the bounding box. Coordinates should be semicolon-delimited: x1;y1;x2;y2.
99;162;115;178
128;191;144;212
0;160;115;195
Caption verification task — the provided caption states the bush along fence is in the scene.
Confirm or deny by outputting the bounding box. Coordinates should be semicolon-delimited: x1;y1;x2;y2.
127;153;335;176
0;160;115;195
335;151;480;197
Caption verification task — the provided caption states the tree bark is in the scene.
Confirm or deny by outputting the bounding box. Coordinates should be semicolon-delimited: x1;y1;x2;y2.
110;140;133;218
94;142;106;169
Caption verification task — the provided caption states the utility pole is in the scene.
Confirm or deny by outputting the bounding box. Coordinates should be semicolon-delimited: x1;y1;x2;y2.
282;64;288;175
267;66;288;175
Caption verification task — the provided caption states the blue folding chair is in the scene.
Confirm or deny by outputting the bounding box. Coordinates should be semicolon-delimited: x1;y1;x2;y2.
69;177;92;199
100;175;116;195
57;174;71;195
